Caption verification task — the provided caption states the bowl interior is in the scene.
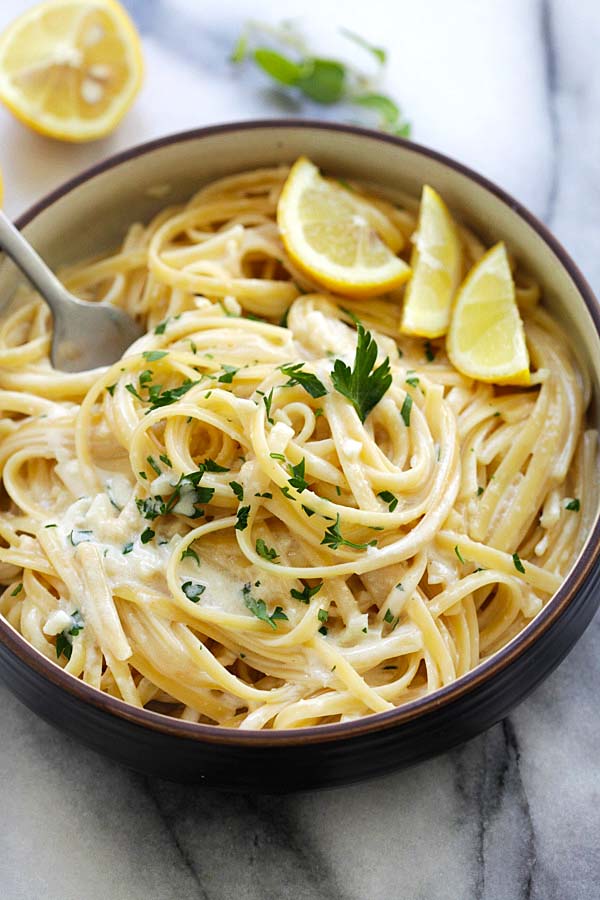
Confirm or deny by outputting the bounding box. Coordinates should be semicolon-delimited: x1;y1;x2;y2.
1;121;599;733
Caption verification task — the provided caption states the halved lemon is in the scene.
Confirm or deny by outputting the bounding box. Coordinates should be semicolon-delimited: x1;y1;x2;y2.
400;185;462;338
0;0;143;142
447;242;530;385
277;156;411;298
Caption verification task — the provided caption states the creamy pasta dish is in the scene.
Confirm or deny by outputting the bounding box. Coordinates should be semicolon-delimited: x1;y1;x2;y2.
0;161;596;729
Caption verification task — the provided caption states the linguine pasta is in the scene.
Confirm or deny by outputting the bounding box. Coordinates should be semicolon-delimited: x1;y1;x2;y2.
0;165;596;729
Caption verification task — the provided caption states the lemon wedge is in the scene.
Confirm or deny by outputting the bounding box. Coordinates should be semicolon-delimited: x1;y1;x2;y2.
277;156;411;298
447;242;530;385
400;185;462;338
0;0;143;142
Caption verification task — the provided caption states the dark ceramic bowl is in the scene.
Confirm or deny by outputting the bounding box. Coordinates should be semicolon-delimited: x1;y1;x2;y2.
1;121;599;792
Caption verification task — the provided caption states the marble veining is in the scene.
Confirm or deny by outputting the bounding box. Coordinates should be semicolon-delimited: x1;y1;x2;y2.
0;1;599;898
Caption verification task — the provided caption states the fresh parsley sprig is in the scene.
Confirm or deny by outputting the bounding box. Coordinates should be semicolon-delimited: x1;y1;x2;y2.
230;21;410;137
331;324;392;422
242;583;288;630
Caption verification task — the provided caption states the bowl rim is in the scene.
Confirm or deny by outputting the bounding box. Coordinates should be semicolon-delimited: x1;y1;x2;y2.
2;117;600;747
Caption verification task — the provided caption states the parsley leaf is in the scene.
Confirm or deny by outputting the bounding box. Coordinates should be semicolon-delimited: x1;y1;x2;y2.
56;632;72;661
400;394;413;427
288;457;308;493
10;582;23;596
255;538;279;561
263;388;275;424
377;490;398;512
69;529;93;546
122;542;134;555
331;324;392;422
565;498;580;512
424;340;436;362
218;365;238;384
143;350;168;361
290;581;322;604
383;608;394;623
243;583;288;629
181;547;201;565
140;527;155;544
235;506;250;531
182;580;206;603
279;362;327;398
512;552;525;574
321;514;377;551
229;481;244;501
154;319;168;335
147;456;161;477
454;545;465;564
405;375;419;388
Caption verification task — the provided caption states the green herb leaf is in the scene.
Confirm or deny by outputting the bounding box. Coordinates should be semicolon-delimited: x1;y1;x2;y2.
106;383;116;396
229;481;244;501
302;505;315;517
154;320;168;335
383;608;394;623
181;547;201;565
296;57;346;104
565;498;580;512
230;31;248;63
125;383;143;401
318;608;329;623
243;583;288;629
140;527;155;544
290;581;322;604
340;27;386;64
68;610;84;636
331;324;392;422
279;362;327;398
353;92;398;124
477;486;484;497
321;514;377;551
269;452;286;461
122;542;134;555
377;490;398;512
218;364;238;384
254;48;303;84
455;545;465;564
405;375;420;388
147;456;161;477
288;457;308;493
56;632;72;661
424;340;436;362
201;458;230;472
512;552;525;573
235;506;250;531
148;379;198;410
255;538;279;561
182;580;206;603
143;350;168;362
263;388;275;424
400;393;413;427
10;582;23;596
160;454;172;468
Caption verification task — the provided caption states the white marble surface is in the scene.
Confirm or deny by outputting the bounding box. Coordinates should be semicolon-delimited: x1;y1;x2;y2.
0;0;599;897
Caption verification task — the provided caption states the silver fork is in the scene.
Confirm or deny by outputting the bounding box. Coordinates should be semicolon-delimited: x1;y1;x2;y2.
0;210;144;372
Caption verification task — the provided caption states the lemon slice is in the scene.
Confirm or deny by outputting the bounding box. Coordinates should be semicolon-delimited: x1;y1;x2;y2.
447;242;530;385
400;185;462;338
277;156;411;298
0;0;143;142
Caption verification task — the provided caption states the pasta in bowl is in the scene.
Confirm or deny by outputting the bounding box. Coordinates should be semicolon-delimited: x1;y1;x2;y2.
0;122;599;789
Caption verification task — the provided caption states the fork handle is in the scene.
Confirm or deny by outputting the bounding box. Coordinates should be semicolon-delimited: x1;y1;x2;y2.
0;210;71;315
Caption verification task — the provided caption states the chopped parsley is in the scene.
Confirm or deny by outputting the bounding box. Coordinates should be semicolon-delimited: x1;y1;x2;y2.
383;608;394;624
565;498;580;512
512;552;525;574
140;527;155;544
318;608;329;624
10;583;22;596
477;486;484;497
331;324;392;422
242;583;288;630
255;538;279;561
218;364;239;384
400;394;413;427
106;383;116;396
160;454;172;468
279;362;327;398
235;505;250;531
181;547;201;565
405;375;419;388
122;542;134;555
147;455;162;477
229;481;244;501
290;581;322;604
454;545;465;564
302;505;315;517
154;319;168;335
321;514;377;551
263;388;275;424
288;457;308;493
142;350;168;362
378;490;398;512
182;580;206;603
269;452;286;461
